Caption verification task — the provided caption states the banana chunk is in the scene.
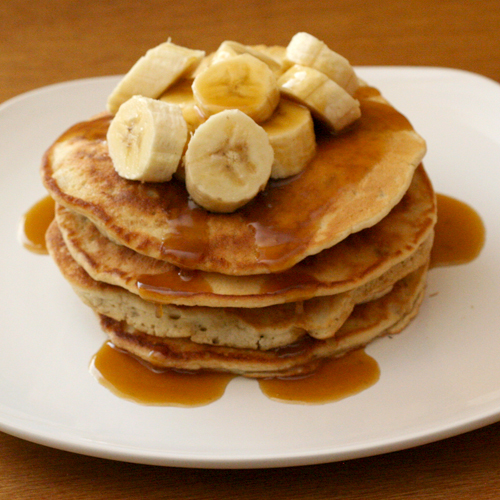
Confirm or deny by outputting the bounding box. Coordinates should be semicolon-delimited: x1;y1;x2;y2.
192;53;280;123
107;41;205;114
212;40;282;73
278;64;361;132
184;109;273;213
286;32;359;95
251;44;287;65
107;95;188;182
262;99;316;179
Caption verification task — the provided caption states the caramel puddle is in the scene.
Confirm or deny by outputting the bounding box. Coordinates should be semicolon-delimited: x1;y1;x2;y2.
258;350;380;404
90;342;236;407
430;194;486;267
19;195;54;254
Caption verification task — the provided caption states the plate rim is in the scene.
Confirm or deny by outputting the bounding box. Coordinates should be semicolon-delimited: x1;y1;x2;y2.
1;66;499;469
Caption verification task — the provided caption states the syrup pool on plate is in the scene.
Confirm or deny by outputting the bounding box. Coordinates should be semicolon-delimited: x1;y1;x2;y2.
19;195;55;254
90;342;236;407
430;193;486;268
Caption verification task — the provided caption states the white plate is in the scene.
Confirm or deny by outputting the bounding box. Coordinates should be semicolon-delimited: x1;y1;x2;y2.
0;67;499;469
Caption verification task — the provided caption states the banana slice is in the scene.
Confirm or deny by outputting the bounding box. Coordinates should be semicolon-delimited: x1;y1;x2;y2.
184;109;273;213
262;99;316;179
159;78;206;134
192;53;280;123
278;64;361;132
107;95;188;182
190;52;215;79
250;44;291;76
251;44;287;65
212;40;282;73
285;32;359;95
107;41;205;114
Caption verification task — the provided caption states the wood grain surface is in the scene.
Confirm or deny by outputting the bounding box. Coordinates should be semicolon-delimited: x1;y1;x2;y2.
1;0;500;498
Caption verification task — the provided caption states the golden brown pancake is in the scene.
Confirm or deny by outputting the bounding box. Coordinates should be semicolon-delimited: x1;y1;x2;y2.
41;85;426;276
55;164;435;307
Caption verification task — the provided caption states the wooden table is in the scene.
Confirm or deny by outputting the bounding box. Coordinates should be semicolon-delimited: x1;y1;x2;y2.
1;0;499;498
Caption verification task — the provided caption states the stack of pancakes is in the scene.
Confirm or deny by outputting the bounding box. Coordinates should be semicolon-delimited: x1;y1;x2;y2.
42;84;436;378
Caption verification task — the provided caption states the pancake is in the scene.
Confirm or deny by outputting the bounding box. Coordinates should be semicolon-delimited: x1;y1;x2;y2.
55;164;436;307
46;218;432;350
41;84;426;276
99;264;428;378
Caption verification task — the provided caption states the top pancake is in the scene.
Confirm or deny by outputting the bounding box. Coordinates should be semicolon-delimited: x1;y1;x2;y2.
41;85;426;275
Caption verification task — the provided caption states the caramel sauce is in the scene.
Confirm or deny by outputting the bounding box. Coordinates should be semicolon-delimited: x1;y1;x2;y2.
19;195;55;254
430;193;486;267
91;340;378;406
158;197;211;263
90;342;236;406
258;350;380;404
137;268;214;301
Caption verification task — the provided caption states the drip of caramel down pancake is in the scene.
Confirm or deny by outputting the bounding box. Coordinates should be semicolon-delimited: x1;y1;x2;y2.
55;164;435;308
41;85;426;276
99;264;428;378
46;219;432;351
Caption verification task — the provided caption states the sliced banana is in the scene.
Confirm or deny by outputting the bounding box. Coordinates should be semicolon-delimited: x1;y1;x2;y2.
250;44;291;77
107;95;188;182
106;41;205;114
184;109;273;213
285;32;359;95
278;64;361;132
212;40;282;73
189;52;215;79
251;44;287;65
262;99;316;179
192;53;280;123
159;78;206;134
